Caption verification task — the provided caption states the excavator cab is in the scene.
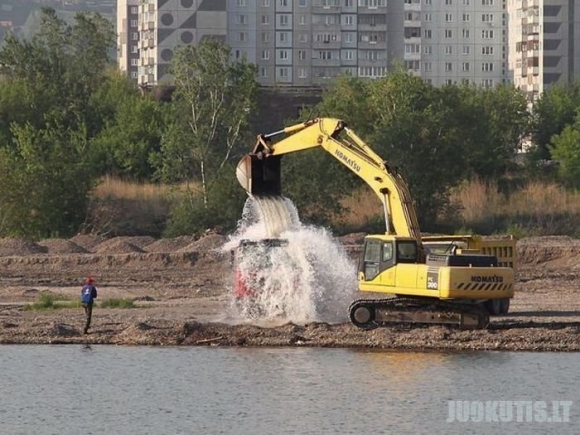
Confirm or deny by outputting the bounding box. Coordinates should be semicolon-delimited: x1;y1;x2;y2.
236;154;282;196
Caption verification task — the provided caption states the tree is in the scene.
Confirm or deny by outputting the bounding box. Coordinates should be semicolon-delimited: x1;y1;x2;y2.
0;120;95;237
549;110;580;188
531;82;580;162
155;39;258;206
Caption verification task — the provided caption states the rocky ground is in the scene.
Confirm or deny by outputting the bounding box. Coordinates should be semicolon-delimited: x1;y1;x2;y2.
1;234;580;351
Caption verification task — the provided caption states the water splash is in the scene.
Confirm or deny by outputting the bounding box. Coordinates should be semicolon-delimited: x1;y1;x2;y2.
224;196;357;324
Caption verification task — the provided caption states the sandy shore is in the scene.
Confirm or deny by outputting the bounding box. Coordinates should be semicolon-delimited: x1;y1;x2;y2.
1;234;580;351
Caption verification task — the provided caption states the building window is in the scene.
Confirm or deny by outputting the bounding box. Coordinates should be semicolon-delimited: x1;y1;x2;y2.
130;6;138;14
299;68;307;78
445;62;453;72
130;20;138;27
261;32;269;42
279;32;289;42
445;29;453;38
299;15;306;25
131;58;138;66
481;30;494;39
424;45;432;54
462;29;470;38
280;15;289;26
482;62;494;72
343;50;354;60
405;44;420;54
261;15;269;25
483;79;494;87
424;13;431;21
446;79;454;85
260;67;268;77
239;32;247;42
424;62;432;72
279;0;289;6
462;62;470;71
445;0;452;4
462;46;470;55
445;46;453;55
237;0;246;5
279;50;289;60
482;46;494;55
445;13;453;22
131;45;139;54
131;32;138;41
482;0;494;5
298;50;306;60
405;60;420;71
343;15;355;25
237;14;247;24
263;0;270;5
424;29;432;39
462;13;470;22
482;14;494;22
262;50;270;60
131;71;138;78
463;0;469;4
320;50;332;60
279;67;289;77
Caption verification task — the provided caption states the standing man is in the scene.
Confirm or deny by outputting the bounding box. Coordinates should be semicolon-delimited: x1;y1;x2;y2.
81;277;98;334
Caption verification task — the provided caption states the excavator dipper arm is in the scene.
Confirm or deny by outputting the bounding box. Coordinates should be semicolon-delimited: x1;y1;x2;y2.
236;118;421;241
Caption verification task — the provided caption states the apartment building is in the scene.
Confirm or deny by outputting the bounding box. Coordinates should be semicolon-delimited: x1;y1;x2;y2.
421;0;508;87
508;0;580;101
119;0;511;88
118;0;140;80
126;0;227;87
229;0;402;86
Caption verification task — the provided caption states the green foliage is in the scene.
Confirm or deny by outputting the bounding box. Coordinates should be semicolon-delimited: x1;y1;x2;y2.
154;39;258;205
163;164;247;237
0;122;96;237
24;292;81;311
90;73;165;180
100;298;135;309
531;81;580;162
0;8;114;238
549;113;580;188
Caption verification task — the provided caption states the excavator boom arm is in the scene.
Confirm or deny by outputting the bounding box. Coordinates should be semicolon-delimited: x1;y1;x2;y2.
237;118;421;241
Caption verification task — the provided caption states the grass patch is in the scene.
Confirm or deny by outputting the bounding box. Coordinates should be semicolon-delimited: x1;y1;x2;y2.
23;293;81;311
100;298;136;309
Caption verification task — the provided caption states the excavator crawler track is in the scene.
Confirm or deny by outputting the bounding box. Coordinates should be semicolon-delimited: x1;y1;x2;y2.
348;297;490;330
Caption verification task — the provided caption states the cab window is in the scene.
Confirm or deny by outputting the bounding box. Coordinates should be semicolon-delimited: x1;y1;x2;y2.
397;241;418;263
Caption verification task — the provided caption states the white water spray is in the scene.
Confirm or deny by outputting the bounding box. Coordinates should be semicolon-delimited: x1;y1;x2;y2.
223;196;357;324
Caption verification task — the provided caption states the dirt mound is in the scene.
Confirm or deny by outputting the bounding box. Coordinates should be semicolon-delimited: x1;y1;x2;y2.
0;238;47;257
70;234;105;252
118;236;156;249
93;238;145;254
178;234;227;253
39;239;88;255
146;236;196;253
337;232;366;245
518;236;579;246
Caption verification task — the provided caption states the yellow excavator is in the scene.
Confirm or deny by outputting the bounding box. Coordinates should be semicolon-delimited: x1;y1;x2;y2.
236;118;515;329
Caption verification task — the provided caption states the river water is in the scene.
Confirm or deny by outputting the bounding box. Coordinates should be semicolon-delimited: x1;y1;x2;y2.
0;346;578;435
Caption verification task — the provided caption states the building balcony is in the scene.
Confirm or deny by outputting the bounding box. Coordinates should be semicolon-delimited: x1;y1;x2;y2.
312;5;341;14
404;52;421;61
404;20;421;28
358;23;387;31
312;40;342;50
404;3;421;12
312;59;342;68
358;40;387;49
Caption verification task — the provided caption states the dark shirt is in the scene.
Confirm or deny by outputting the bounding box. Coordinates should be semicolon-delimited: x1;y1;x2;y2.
81;284;98;304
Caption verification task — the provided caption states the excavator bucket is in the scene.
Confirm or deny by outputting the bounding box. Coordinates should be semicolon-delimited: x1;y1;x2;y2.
236;154;282;196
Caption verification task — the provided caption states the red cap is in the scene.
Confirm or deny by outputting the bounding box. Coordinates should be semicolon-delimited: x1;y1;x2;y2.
85;277;94;284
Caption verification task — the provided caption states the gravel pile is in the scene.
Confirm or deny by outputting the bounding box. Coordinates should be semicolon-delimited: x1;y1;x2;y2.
145;236;196;253
93;238;146;254
69;234;105;252
178;234;227;253
0;238;48;256
38;239;88;255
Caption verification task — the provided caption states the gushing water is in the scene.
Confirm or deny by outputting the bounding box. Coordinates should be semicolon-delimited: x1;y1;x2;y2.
223;196;357;324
